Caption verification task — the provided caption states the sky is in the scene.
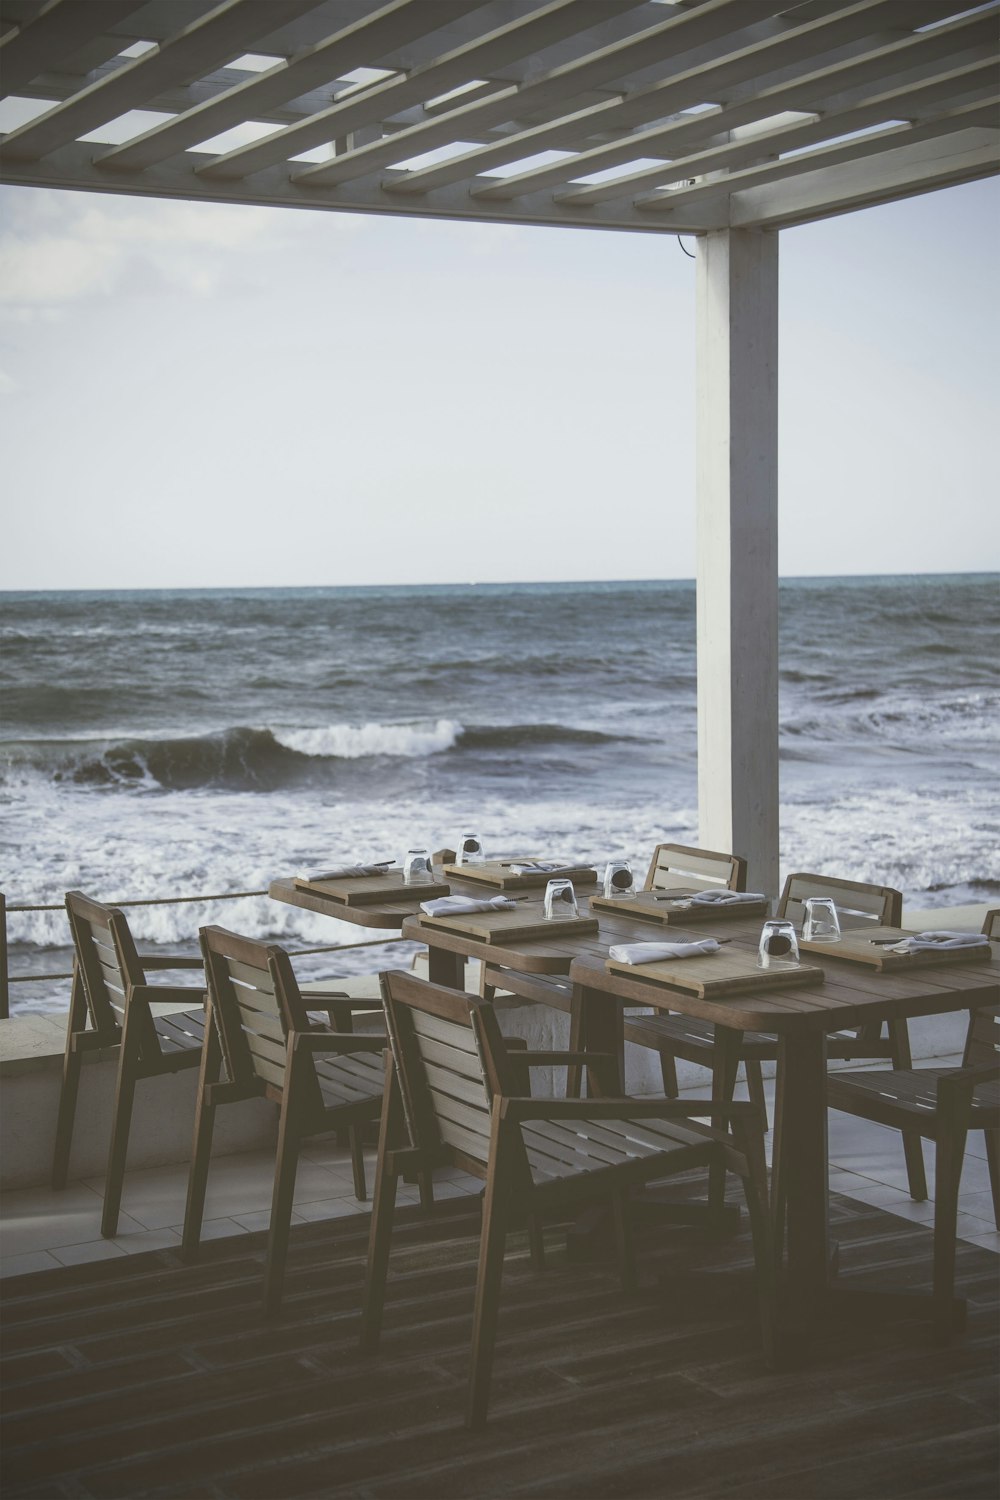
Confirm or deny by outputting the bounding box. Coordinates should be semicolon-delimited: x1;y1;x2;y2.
0;173;997;590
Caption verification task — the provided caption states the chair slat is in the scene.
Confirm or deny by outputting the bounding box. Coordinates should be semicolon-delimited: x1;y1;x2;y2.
413;1030;487;1084
413;1009;482;1058
224;957;278;996
421;1057;490;1110
232;1002;286;1045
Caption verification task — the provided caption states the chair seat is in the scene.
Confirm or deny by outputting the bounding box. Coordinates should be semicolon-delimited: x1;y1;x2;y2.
316;1050;385;1111
624;1012;778;1059
152;1008;207;1056
828;1068;1000;1126
522;1114;716;1186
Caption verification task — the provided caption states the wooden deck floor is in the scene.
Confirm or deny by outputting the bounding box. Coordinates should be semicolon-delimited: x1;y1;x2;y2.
2;1188;997;1500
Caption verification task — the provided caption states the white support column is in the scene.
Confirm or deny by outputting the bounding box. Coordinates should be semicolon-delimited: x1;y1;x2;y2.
695;228;780;896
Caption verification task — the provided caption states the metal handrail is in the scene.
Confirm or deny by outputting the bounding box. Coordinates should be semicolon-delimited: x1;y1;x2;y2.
0;887;407;1018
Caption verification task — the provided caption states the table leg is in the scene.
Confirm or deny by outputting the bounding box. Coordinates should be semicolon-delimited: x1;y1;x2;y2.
574;983;624;1093
427;946;464;989
709;1027;743;1215
775;1031;830;1344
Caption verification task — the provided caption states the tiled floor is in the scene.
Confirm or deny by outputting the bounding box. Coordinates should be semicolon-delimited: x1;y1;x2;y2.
2;1062;997;1278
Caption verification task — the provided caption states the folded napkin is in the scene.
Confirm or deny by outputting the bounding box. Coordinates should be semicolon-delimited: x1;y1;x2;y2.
421;894;517;918
609;940;721;964
889;930;992;954
298;863;392;881
687;890;767;906
508;861;572;874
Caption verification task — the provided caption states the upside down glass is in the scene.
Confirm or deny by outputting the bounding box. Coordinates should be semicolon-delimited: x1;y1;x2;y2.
544;878;579;920
456;833;485;865
403;848;432;885
603;860;634;898
802;897;841;943
757;918;800;969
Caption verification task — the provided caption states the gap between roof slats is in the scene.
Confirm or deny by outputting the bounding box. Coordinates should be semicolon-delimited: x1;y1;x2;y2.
93;0;482;172
466;0;998;204
0;0;143;95
635;92;998;211
0;0;323;161
373;0;918;199
288;0;781;190
196;0;641;181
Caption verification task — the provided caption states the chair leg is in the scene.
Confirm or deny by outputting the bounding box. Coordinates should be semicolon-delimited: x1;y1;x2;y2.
888;1019;928;1202
263;1094;302;1316
566;993;585;1098
708;1028;741;1216
181;1010;223;1260
52;964;89;1190
349;1123;368;1201
467;1120;511;1429
735;1128;777;1368
932;1119;968;1344
658;1046;679;1099
744;1060;770;1133
360;1053;405;1354
771;1051;787;1256
985;1128;1000;1230
100;1005;144;1239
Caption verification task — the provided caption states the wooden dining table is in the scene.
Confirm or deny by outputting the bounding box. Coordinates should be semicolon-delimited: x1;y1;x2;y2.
271;866;999;1354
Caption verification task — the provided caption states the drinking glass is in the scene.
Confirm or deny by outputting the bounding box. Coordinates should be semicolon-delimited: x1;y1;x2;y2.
757;919;800;969
802;897;841;943
543;879;579;920
456;833;485;865
403;848;432;885
603;860;634;898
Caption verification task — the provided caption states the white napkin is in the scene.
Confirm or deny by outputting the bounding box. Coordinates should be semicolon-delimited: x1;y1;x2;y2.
889;930;992;954
609;940;721;964
688;890;766;906
421;894;517;917
298;863;392;881
508;861;572;874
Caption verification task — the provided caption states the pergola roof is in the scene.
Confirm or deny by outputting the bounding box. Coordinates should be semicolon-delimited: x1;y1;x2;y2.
1;0;997;234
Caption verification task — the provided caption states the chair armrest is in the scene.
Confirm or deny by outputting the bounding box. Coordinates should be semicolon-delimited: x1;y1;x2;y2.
499;1097;761;1125
140;955;204;970
937;1060;1000;1111
291;1031;385;1055
516;1050;611;1068
129;984;206;1008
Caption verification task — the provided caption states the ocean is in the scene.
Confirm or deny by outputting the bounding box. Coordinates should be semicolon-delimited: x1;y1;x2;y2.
2;574;997;1015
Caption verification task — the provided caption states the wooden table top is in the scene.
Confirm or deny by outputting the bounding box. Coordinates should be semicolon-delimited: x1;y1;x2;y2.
272;873;999;1035
567;924;1000;1035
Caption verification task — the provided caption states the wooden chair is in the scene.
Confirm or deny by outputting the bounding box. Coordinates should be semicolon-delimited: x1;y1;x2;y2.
826;910;999;1341
182;926;385;1312
479;843;747;1095
360;970;774;1428
623;876;915;1173
54;891;207;1238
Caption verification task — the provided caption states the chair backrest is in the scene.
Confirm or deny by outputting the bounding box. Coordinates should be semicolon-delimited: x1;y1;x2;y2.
380;970;497;1175
777;873;902;929
982;909;1000;941
643;843;747;894
65;890;159;1057
199;925;320;1110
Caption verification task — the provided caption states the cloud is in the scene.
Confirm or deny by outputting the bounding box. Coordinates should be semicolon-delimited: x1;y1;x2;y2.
0;187;364;312
0;367;19;394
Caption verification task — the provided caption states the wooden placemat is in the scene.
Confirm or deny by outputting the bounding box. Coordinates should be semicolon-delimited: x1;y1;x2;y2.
293;873;450;906
591;890;769;924
606;949;824;997
800;925;995;971
442;860;598;890
418;907;599;944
